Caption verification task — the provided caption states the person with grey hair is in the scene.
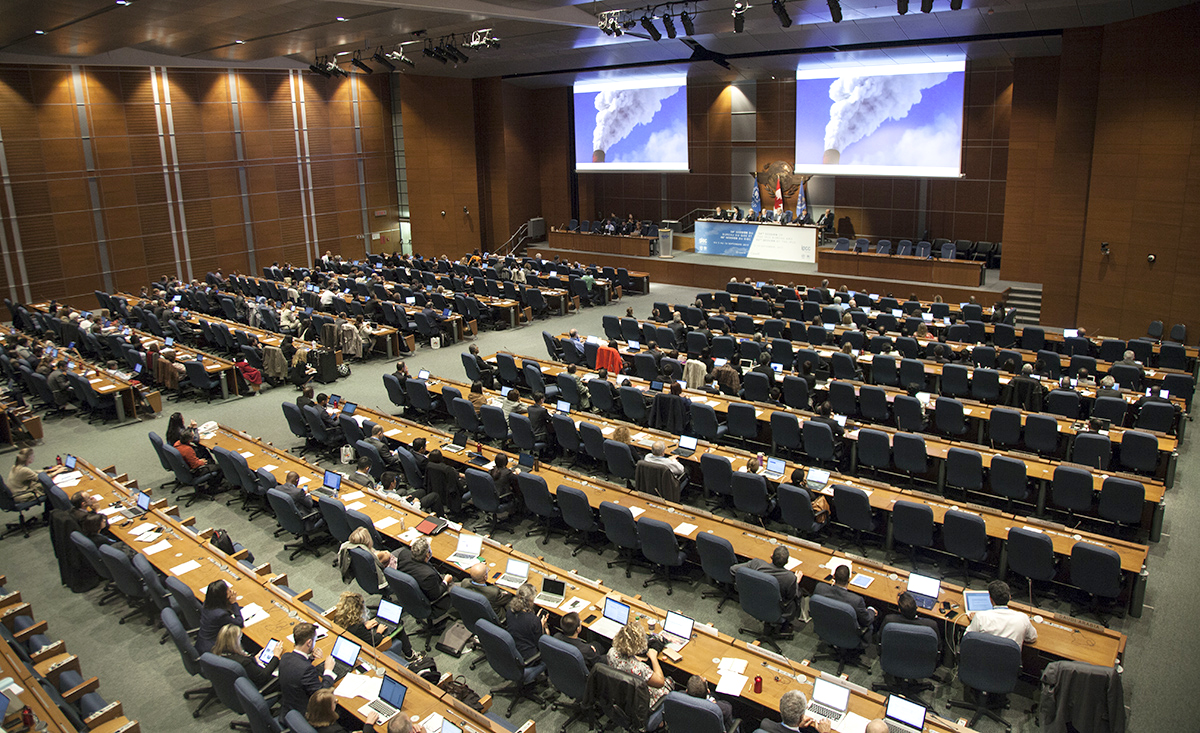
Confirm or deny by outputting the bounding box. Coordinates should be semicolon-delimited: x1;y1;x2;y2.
759;689;831;733
393;536;452;614
730;546;806;628
505;582;547;660
1114;349;1145;382
643;440;685;481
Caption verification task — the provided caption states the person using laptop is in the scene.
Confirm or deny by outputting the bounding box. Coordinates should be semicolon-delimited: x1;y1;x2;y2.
459;562;512;623
643;441;685;483
553;611;602;668
607;623;670;709
392;537;452;615
330;591;409;656
814;565;876;636
879;592;940;648
686;676;734;728
730;547;806;630
500;387;524;418
810;402;845;458
966;580;1037;647
760;690;832;733
305;688;379;732
278;622;336;717
505;583;548;660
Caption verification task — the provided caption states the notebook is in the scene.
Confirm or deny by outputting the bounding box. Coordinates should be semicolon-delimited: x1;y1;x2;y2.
906;573;941;610
662;611;694;651
358;674;407;723
590;597;631;639
884;694;927;733
807;677;851;722
495;558;530;590
329;635;362;678
534;578;566;607
672;435;698;458
120;491;152;519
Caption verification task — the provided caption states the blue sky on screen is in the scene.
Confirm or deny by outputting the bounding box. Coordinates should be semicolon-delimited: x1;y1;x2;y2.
574;86;687;167
795;70;965;169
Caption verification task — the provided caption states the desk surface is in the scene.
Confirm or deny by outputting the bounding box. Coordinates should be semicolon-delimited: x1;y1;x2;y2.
818;249;985;287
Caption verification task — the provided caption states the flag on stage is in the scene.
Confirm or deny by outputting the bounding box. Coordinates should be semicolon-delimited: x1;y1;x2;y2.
750;177;762;214
796;179;808;222
774;178;784;219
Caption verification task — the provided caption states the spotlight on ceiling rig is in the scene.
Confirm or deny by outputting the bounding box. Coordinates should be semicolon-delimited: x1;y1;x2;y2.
828;0;843;22
640;15;662;40
772;0;792;27
732;1;747;33
680;9;695;34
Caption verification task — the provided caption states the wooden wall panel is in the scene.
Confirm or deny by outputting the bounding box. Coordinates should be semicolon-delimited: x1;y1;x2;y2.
473;78;507;250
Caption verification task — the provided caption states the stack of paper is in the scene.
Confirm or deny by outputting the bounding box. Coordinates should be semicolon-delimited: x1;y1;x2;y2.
334;673;383;700
241;603;271;627
374;516;399;531
144;539;172;556
715;657;749;695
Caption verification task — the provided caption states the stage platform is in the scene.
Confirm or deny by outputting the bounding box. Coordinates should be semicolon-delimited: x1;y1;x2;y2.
542;246;1036;306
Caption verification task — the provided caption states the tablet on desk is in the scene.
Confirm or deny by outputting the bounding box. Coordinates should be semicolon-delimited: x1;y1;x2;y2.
963;590;993;612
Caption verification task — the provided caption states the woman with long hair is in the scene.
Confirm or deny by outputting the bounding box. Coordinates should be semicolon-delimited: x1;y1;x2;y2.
213;624;278;687
304;688;378;732
608;621;669;707
196;580;242;654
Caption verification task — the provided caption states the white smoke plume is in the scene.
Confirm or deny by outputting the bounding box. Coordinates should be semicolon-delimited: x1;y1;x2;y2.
592;86;680;154
823;72;949;153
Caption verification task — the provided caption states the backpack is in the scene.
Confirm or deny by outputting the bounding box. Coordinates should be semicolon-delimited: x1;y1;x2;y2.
210;529;236;556
441;675;484;711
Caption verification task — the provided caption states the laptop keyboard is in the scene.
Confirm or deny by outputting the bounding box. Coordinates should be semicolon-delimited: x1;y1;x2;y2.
886;724;908;733
809;704;845;722
498;574;525;587
367;699;397;717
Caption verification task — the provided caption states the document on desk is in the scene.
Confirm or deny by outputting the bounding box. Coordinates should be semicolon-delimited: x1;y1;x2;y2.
561;597;588;614
601;426;616;435
346;502;366;511
261;464;279;473
715;672;748;696
628;506;646;519
298;477;311;485
832;713;870;733
826;557;852;575
241;603;270;627
374;516;399;531
398;528;421;545
674;522;698;537
717;657;747;675
334;672;382;700
849;573;874;589
341;491;365;501
129;523;159;537
785;557;802;571
144;540;172;555
170;560;202;576
98;506;121;517
239;451;254;459
53;471;83;485
135;530;164;543
384;428;402;438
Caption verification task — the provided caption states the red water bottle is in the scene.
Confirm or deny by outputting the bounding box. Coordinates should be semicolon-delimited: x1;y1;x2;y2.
56;455;62;466
21;705;33;728
753;675;763;693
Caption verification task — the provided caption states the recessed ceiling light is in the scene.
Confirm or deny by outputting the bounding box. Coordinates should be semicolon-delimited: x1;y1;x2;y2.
336;16;347;21
336;51;351;56
234;39;245;44
34;30;45;35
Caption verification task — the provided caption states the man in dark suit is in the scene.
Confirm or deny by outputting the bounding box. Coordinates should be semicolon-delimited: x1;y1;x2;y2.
730;546;805;628
751;352;777;382
553;611;603;668
817;208;835;234
409;437;429;475
759;690;831;733
814;565;876;635
810;401;845;459
878;592;940;648
459;562;512;623
278;622;336;717
1005;363;1046;411
276;471;314;513
468;344;496;389
363;424;402;470
313;393;340;431
525;392;550;440
393;537;451;614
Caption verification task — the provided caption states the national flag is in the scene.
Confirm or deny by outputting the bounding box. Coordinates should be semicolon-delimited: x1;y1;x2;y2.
796;178;808;222
750;176;762;214
774;178;784;219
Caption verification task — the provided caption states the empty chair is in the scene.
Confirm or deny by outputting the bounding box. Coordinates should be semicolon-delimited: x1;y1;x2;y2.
538;635;591;729
1091;396;1128;427
941;364;970;397
732;471;775;520
873;624;939;704
945;446;983;498
893;395;926;433
1098;477;1144;529
637;516;690;595
726;402;759;445
893;432;928;481
1135;401;1174;433
1070;542;1124;625
858;385;889;424
1024;414;1060;456
700;453;734;508
600;501;644;578
809;595;869;674
465;468;515;535
934;397;968;436
832;484;875;549
1046;388;1081;419
1051;465;1094;520
948;632;1022;729
943;510;988;585
603;439;637;486
1006;527;1056;601
891;500;934;571
385;568;452;651
1072;432;1112;470
989;455;1028;510
696;531;739;612
1118;430;1158;475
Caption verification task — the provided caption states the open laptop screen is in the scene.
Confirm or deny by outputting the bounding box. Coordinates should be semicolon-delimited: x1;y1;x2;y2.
323;470;342;492
677;435;697;451
812;678;850;712
331;636;361;666
136;492;151;512
663;611;694;640
906;573;941;599
885;695;926;729
603;598;630;625
765;457;786;475
379;675;407;710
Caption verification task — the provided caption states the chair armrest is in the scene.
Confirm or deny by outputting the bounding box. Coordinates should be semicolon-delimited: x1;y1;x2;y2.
522;652;542;667
62;676;101;702
300;510;321;523
37;654;80;685
83;701;124;729
30;640;66;664
728;718;742;733
13;619;48;642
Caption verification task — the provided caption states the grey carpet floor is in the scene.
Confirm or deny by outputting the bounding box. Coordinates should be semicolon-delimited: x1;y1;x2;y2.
0;281;1192;732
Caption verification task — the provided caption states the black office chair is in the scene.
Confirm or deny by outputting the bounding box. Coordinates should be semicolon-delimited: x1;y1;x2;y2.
663;691;740;733
600;501;647;578
539;636;591;733
735;567;794;653
832;483;875;551
948;632;1022;730
465;468;515;535
520;472;564;545
450;585;502;671
1117;430;1158;475
637;516;691;595
893;433;929;484
1070;542;1124;626
557;484;602;557
266;488;327;559
810;595;870;674
1073;432;1112;470
778;483;827;539
162;607;217;716
989;455;1028;512
475;619;546;716
770;411;802;457
943;509;989;586
603;439;638;488
1006;527;1056;605
384;568;452;651
1097;476;1144;535
731;472;775;523
695;531;738;612
873;624;939;705
891;500;934;571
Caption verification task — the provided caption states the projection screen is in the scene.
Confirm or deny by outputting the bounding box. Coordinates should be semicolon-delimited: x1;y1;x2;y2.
794;60;966;178
574;76;688;172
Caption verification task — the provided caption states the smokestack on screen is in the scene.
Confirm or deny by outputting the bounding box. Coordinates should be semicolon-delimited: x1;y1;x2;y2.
592;86;678;163
822;71;949;163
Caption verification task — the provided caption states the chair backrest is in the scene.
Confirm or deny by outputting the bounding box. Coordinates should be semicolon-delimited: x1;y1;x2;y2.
99;543;146;598
879;624;939;681
1006;527;1056;581
234;676;281;733
735;567;784;624
958;632;1021;694
539;635;590;702
603;439;637;480
663;692;727;733
599;500;639;550
942;509;987;561
475;619;526;683
637;516;683;568
450;585;500;634
162;606;202;677
810;595;863;650
384;567;432;619
199;652;249;714
1098;476;1144;525
695;531;737;586
69;531;111;581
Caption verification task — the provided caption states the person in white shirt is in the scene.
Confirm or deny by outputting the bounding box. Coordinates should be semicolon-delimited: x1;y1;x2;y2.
318;288;334;307
643;441;684;481
966;580;1038;647
280;306;300;333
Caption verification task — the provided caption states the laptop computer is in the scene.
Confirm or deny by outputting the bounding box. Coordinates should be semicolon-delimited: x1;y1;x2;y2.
405;296;416;305
672;435;698;458
884;694;927;733
329;635;362;678
556;400;571;413
374;599;404;635
359;674;408;723
906;573;941;610
417;370;430;380
963;590;994;613
807;678;851;723
315;470;342;497
518;453;535;470
1063;328;1079;338
649;380;663;391
495;558;530;590
448;534;483;565
64;455;77;470
441;720;462;733
762;456;786;480
121;491;152;519
535;578;566;607
341;401;357;415
805;468;830;491
661;611;694;651
627;340;640;351
590;597;631;639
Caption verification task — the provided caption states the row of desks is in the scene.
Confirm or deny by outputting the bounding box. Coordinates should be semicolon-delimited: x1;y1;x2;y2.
0;579;140;733
67;458;518;733
416;374;1149;616
817;249;986;288
524;349;1168;539
199;426;981;733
